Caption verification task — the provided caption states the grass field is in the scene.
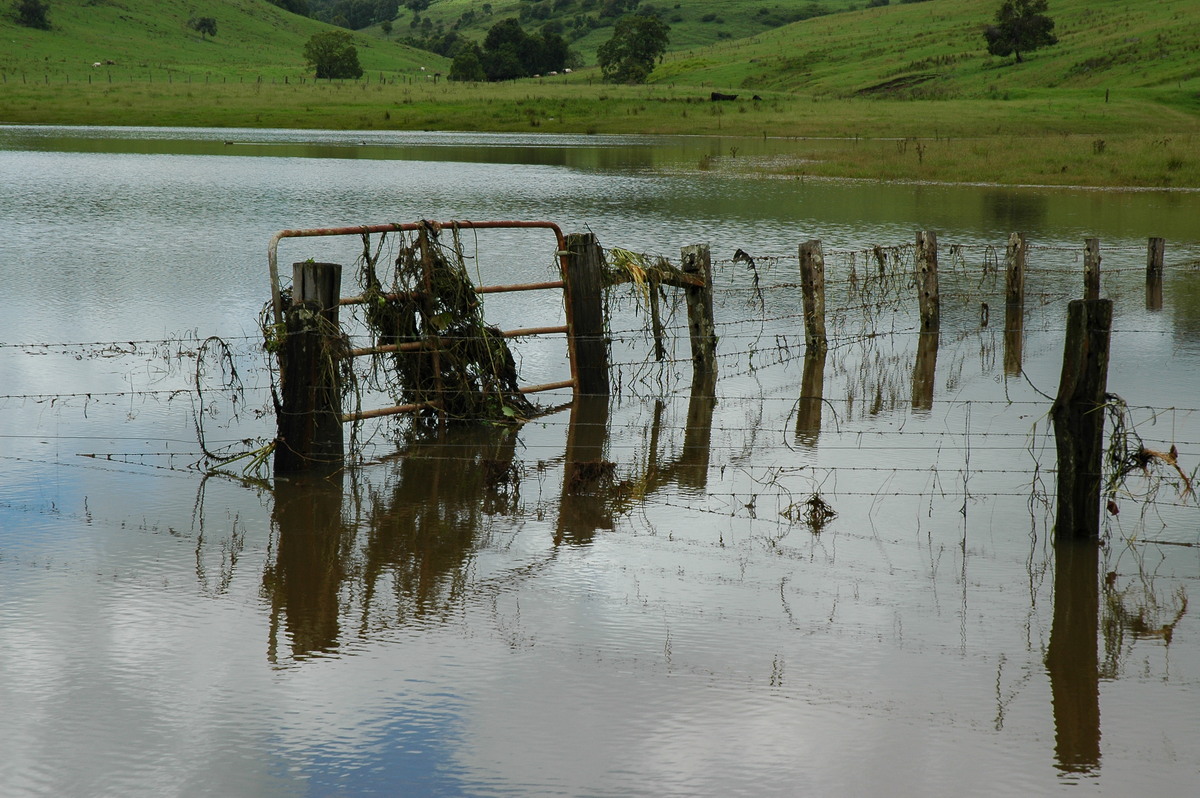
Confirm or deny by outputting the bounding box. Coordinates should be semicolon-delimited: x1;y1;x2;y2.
1;0;1197;188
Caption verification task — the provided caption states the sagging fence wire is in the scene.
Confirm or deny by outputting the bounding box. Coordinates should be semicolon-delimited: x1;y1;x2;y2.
6;232;1200;503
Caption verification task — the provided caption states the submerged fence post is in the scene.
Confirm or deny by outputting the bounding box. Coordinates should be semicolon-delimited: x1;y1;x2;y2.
1004;232;1027;376
1005;232;1026;306
681;243;717;375
564;232;610;396
799;239;827;350
915;230;939;331
275;262;345;474
1146;236;1165;311
1050;299;1112;541
1083;238;1101;301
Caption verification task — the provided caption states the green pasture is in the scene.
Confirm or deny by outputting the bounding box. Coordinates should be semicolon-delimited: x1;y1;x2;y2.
1;0;1197;188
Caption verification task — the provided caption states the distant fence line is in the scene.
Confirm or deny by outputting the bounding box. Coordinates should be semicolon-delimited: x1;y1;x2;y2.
0;71;436;87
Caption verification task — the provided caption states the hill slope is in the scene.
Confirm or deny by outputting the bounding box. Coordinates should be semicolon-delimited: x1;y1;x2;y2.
0;0;446;78
651;0;1200;100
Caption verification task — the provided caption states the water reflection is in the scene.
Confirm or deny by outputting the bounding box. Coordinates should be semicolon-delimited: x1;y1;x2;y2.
1046;540;1101;775
266;474;347;660
981;190;1050;234
557;395;613;546
1004;302;1025;376
266;424;524;660
795;347;827;446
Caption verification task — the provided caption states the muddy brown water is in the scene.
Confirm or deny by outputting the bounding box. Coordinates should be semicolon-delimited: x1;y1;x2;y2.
2;126;1199;796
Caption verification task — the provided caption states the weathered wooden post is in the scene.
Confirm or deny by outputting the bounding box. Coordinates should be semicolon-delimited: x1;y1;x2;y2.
1146;236;1165;311
915;230;939;331
681;244;717;375
1004;232;1027;376
1005;232;1026;306
799;239;827;350
1083;238;1101;301
911;332;939;413
1050;299;1112;540
564;232;610;396
275;261;345;474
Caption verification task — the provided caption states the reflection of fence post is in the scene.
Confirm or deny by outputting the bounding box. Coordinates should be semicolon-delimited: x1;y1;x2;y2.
275;262;344;474
799;239;827;350
796;347;827;445
681;244;717;375
1084;238;1101;301
915;230;939;331
564;233;610;396
1050;299;1112;541
1147;237;1165;311
1046;539;1101;774
556;394;612;545
1005;232;1026;306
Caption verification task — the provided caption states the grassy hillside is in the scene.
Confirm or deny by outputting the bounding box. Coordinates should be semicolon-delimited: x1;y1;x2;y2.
381;0;863;61
0;0;446;78
652;0;1200;98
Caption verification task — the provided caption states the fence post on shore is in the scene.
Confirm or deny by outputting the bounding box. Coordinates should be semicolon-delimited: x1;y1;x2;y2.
275;261;345;474
681;243;717;375
915;230;939;331
799;239;827;350
1005;232;1026;306
1050;299;1112;541
1084;238;1101;301
1147;237;1165;311
564;232;610;396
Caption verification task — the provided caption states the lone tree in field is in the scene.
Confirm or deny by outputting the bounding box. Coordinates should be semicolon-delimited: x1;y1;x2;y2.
303;30;364;79
597;13;669;84
14;0;51;29
984;0;1057;63
188;16;218;40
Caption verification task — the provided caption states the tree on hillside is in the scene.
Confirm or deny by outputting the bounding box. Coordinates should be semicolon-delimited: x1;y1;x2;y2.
14;0;51;30
984;0;1058;63
449;45;486;82
303;30;364;79
188;17;218;40
597;14;669;84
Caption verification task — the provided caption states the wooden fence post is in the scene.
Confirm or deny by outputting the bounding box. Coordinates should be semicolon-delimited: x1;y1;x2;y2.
799;239;827;350
1050;299;1112;541
1083;238;1101;301
564;233;610;396
1146;236;1165;311
681;243;717;375
915;230;939;331
1004;232;1027;376
911;331;939;413
1005;232;1026;306
275;262;344;474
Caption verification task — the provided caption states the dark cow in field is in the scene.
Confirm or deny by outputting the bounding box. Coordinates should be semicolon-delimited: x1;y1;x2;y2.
710;92;738;102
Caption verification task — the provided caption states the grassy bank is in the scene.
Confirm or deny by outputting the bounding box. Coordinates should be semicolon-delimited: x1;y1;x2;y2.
1;0;1197;188
2;77;1196;188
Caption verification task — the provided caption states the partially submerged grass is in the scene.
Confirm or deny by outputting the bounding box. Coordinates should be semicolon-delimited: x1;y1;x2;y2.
2;78;1195;188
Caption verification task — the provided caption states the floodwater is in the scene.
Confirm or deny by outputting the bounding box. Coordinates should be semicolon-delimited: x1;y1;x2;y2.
2;126;1199;796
